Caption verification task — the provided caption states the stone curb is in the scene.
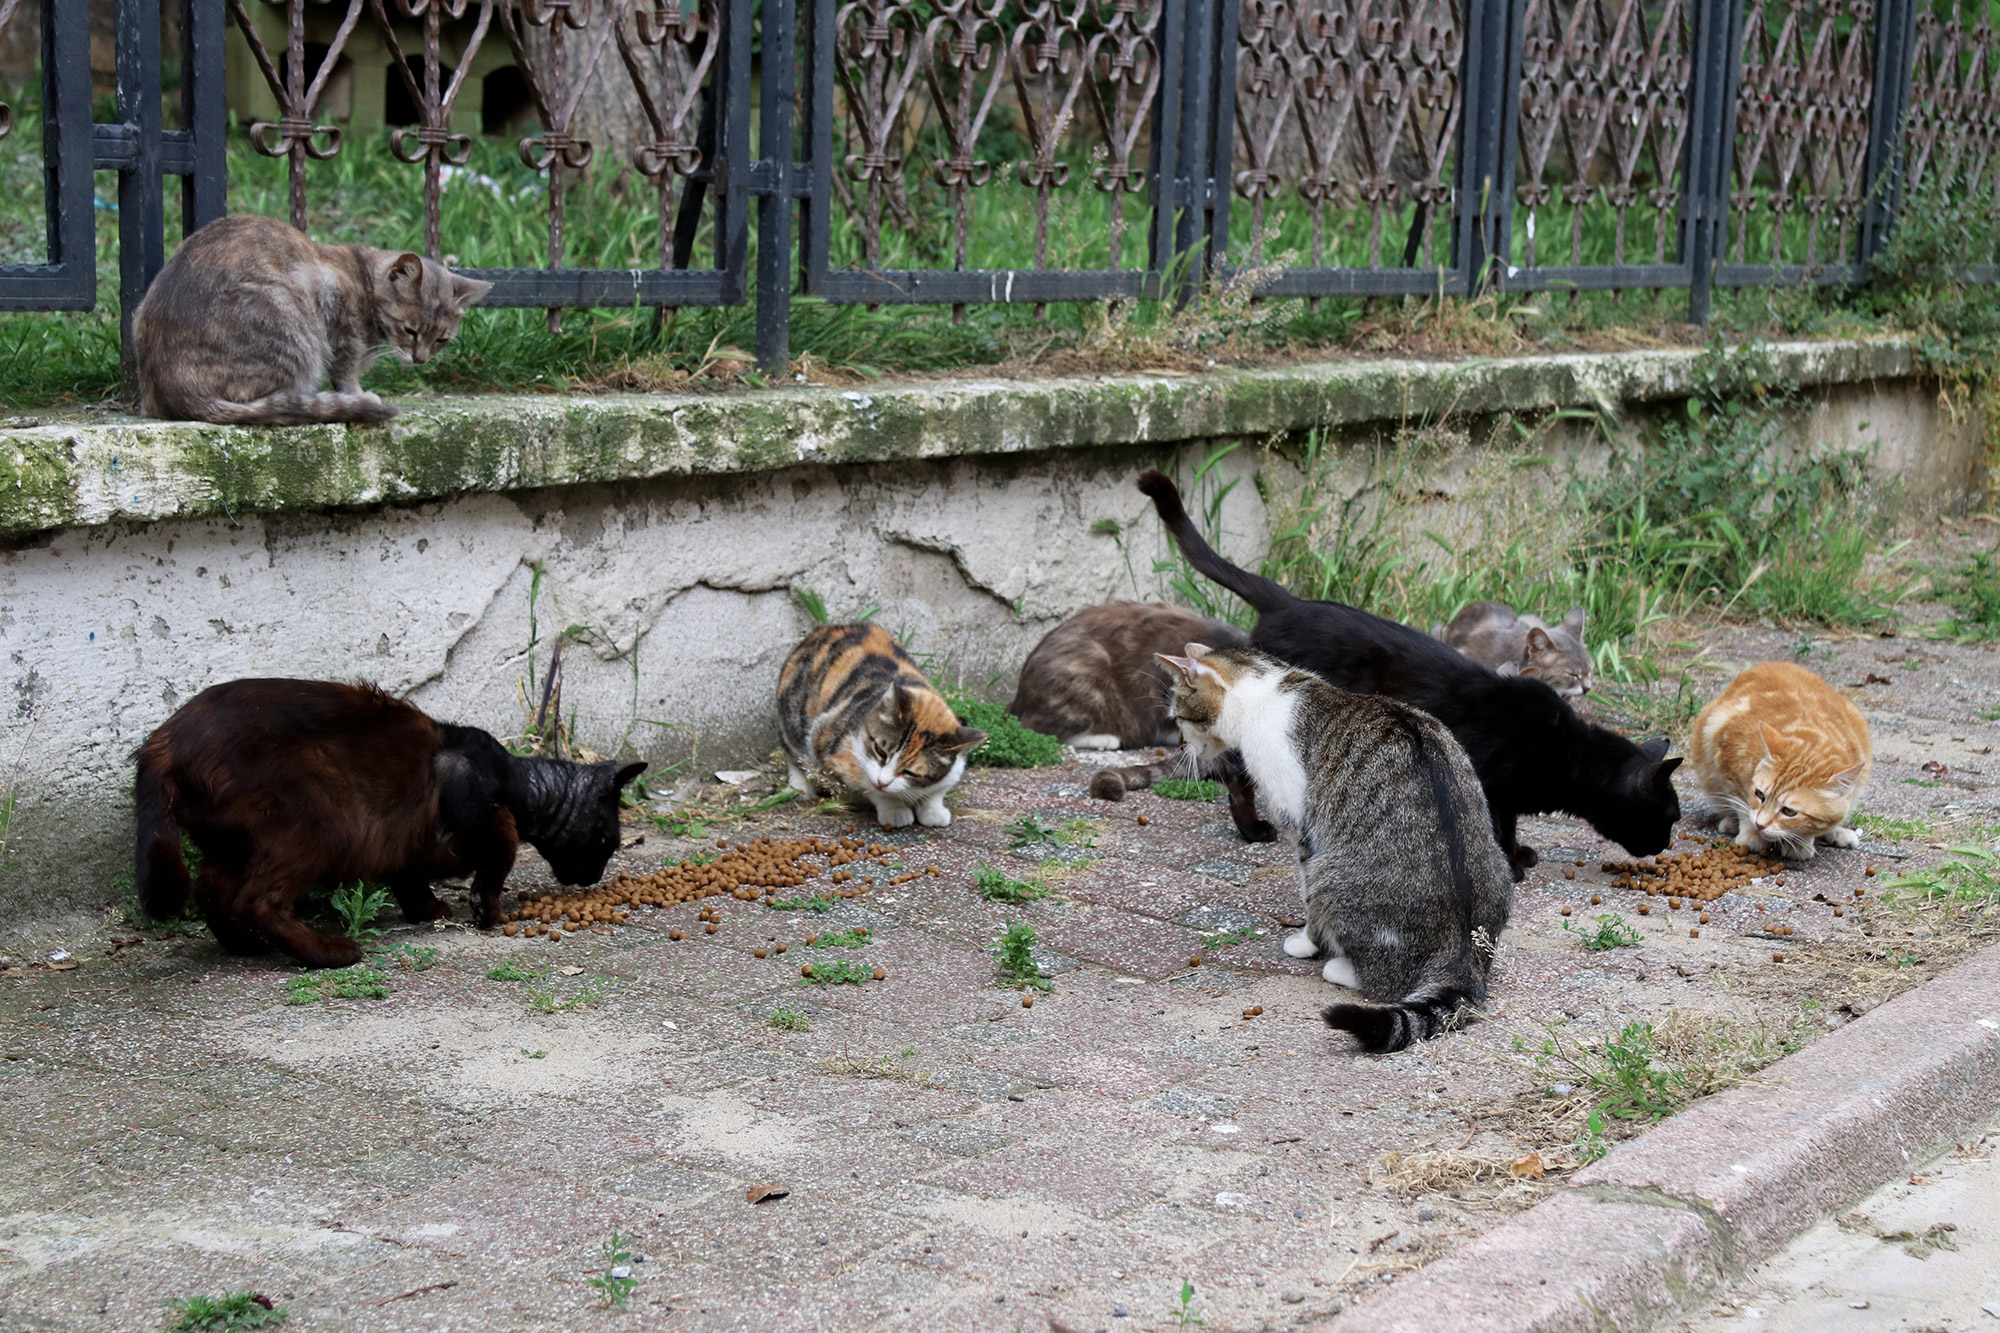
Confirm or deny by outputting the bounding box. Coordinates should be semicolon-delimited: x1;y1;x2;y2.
1318;941;2000;1333
0;336;1915;537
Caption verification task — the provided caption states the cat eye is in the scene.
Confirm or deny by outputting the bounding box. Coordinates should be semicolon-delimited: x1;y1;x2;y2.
1779;805;1797;818
1752;788;1766;801
403;323;417;336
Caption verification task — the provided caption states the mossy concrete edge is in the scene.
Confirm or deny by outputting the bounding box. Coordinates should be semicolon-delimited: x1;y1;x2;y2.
0;337;1919;537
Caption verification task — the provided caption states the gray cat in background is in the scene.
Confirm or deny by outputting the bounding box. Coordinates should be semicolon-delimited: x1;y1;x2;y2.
1156;642;1514;1052
1437;601;1593;696
134;214;490;425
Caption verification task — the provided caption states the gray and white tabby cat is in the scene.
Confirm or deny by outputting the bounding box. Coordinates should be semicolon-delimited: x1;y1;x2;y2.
1157;642;1515;1051
1437;601;1593;696
134;214;490;425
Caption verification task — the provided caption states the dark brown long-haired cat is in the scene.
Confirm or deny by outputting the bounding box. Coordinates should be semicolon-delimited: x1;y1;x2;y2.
135;679;644;968
1010;601;1248;749
778;623;986;827
133;214;491;425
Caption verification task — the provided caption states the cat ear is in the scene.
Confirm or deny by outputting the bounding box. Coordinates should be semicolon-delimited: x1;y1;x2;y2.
387;252;424;295
1637;736;1672;761
1156;653;1198;682
1524;627;1555;654
613;761;647;789
1757;723;1785;758
1495;660;1521;677
943;726;987;753
1825;763;1867;797
1562;606;1587;637
1654;755;1684;781
1182;642;1213;660
452;274;494;310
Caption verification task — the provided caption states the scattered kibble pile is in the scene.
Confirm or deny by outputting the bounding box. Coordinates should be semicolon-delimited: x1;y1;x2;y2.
498;835;928;938
1602;844;1788;902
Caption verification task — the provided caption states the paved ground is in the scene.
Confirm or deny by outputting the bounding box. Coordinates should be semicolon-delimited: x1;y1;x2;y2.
2;603;1999;1332
1679;1121;2000;1331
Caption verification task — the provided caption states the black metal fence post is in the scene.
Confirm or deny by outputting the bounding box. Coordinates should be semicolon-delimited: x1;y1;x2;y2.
1460;0;1521;295
24;0;96;310
181;0;228;233
1859;0;1918;267
755;0;797;372
115;0;167;386
1201;0;1240;285
715;0;753;305
1682;0;1744;324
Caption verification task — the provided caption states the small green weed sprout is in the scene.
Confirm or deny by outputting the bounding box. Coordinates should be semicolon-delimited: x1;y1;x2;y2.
1058;818;1102;848
769;1003;813;1031
992;919;1052;991
1152;778;1224;802
1567;912;1643;951
766;894;837;913
794;586;831;624
486;960;546;982
1880;845;2000;906
526;974;610;1013
1936;552;2000;642
1851;812;1933;842
587;1232;640;1309
1006;814;1063;848
800;957;874;985
374;942;437;972
975;863;1051;903
1168;1279;1205;1328
947;692;1065;768
330;883;390;940
161;1290;287;1332
283;965;390;1005
807;927;872;948
521;1048;549;1058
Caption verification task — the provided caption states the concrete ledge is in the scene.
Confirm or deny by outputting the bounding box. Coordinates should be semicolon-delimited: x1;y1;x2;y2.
1323;941;2000;1333
0;337;1919;538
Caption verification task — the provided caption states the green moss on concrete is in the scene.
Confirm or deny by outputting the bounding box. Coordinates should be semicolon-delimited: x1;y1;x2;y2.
0;338;1922;538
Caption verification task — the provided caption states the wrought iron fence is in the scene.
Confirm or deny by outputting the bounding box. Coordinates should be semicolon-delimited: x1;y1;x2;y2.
0;0;1993;375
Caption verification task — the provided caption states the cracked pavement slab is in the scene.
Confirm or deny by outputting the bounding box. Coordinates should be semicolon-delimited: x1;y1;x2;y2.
2;614;1999;1331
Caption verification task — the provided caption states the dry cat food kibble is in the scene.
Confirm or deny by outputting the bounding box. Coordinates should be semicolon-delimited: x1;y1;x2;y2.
1560;906;1572;916
1603;844;1787;902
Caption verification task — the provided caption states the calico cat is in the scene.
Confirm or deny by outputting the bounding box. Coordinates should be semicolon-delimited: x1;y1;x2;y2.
134;678;645;969
1011;600;1248;749
133;214;491;425
1138;470;1682;875
1689;661;1872;859
777;623;986;828
1439;601;1593;696
1158;642;1514;1052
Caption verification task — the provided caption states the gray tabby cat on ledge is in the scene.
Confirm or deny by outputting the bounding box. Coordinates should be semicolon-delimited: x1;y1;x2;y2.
134;214;490;426
1157;641;1514;1051
1437;601;1593;697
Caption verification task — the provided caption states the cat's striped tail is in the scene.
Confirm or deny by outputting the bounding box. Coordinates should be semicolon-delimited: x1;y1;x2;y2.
1322;986;1479;1053
193;391;398;426
132;743;191;923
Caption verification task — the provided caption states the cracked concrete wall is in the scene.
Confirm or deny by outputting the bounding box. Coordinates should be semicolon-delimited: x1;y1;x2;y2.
0;442;1272;927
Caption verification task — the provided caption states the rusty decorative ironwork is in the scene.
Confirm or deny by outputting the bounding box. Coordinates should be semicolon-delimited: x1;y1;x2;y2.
1728;0;1875;270
1901;6;2000;263
370;0;497;259
834;0;925;270
922;0;1005;313
229;0;369;229
1231;0;1292;266
616;0;716;274
1084;0;1159;271
1514;0;1688;273
500;0;617;329
1010;0;1089;299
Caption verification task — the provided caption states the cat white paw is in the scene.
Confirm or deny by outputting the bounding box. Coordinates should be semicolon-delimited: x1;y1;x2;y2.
1733;826;1768;854
869;796;915;828
1820;824;1861;848
1778;839;1817;861
1282;929;1318;959
1321;956;1360;989
785;763;813;794
1065;733;1123;751
1715;813;1740;836
915;799;952;827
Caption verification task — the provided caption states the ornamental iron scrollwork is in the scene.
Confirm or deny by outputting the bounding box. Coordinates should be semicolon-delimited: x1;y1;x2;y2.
229;0;370;229
616;0;717;274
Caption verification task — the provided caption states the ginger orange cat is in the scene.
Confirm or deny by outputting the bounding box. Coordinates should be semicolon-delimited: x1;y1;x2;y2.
1689;662;1871;860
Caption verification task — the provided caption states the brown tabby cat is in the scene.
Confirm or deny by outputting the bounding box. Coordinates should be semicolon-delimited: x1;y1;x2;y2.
777;623;986;828
1689;661;1872;860
133;214;491;425
1011;601;1247;749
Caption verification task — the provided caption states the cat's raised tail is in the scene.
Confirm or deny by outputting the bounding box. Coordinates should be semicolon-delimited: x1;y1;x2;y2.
133;748;192;923
1323;986;1479;1054
1136;470;1294;614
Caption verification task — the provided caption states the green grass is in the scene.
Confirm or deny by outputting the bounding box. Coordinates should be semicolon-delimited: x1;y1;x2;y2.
526;974;610;1013
283;965;390;1004
160;1291;287;1332
485;961;547;982
1852;812;1934;843
992;918;1052;992
766;894;837;913
1933;552;2000;642
806;927;871;948
1879;845;2000;906
799;957;874;985
1566;913;1643;952
329;883;390;941
1152;778;1224;802
768;1003;813;1031
1005;814;1063;848
974;862;1052;903
374;942;437;972
948;694;1066;769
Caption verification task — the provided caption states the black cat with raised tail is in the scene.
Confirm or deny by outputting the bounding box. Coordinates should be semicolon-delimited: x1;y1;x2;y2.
1135;469;1681;876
